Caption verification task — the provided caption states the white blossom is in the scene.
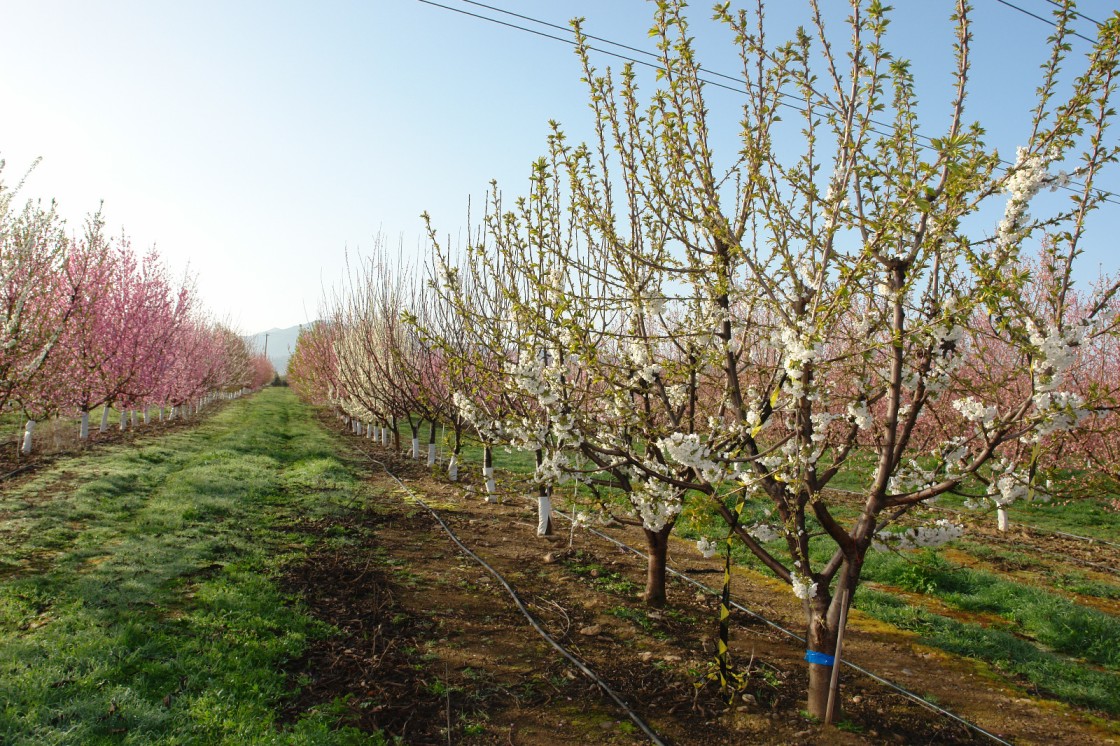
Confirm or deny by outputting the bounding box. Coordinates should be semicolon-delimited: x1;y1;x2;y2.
696;537;719;558
952;396;998;426
791;573;818;600
847;400;873;430
872;519;964;551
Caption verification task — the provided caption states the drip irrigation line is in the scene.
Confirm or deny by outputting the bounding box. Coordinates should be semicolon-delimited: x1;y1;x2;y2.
0;464;36;482
569;519;1014;746
356;445;668;746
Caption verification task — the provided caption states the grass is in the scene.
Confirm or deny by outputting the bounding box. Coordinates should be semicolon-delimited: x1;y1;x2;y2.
0;388;386;745
858;589;1120;714
866;549;1120;670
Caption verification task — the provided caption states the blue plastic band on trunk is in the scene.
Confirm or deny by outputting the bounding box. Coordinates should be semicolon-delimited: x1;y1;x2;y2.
804;650;836;666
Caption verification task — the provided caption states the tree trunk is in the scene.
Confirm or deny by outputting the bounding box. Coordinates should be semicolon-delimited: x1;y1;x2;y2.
805;596;838;720
535;449;553;535
80;411;90;440
427;422;437;466
642;525;673;608
997;506;1009;531
21;420;35;456
100;406;111;433
483;445;498;503
537;486;553;536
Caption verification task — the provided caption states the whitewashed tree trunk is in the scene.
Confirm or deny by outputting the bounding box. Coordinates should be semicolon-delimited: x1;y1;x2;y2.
483;467;497;503
144;408;150;425
119;410;127;431
427;443;437;467
447;454;459;481
997;506;1009;532
537;493;554;537
21;420;35;456
411;437;420;459
130;410;138;428
381;427;388;446
80;411;90;440
100;406;110;433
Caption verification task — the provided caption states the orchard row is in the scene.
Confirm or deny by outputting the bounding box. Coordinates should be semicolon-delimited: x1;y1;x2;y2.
1;164;273;454
290;1;1120;719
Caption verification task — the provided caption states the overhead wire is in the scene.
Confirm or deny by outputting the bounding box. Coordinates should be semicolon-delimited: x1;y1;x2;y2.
416;0;1120;210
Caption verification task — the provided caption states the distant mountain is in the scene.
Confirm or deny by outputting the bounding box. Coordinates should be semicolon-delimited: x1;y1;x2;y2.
245;324;308;375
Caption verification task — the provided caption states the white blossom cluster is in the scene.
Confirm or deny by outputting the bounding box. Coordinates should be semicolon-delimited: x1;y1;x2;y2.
936;437;970;480
453;392;502;442
887;458;937;495
546;265;565;303
993;473;1027;507
1032;389;1090;438
507;350;562;408
996;147;1069;249
952;396;999;426
922;323;966;393
656;432;725;482
631;477;683;532
847;399;873;430
791;573;819;600
696;537;719;558
535;449;572;485
1027;319;1088;391
665;383;690;409
507;416;547;452
747;523;781;543
871;519;964;551
774;323;823;398
626;340;662;386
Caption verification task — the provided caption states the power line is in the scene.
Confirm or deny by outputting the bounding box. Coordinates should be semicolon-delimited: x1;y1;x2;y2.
1043;0;1109;30
995;0;1101;43
417;0;1120;210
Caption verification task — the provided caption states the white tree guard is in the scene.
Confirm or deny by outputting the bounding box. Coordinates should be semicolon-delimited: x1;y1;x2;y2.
537;493;553;536
21;420;35;456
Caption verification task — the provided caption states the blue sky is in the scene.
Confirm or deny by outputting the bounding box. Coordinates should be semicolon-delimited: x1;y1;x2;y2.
1;0;1117;335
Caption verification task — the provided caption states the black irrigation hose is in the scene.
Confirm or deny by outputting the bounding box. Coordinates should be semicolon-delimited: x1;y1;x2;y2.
357;447;668;746
357;438;1009;744
571;520;1015;746
0;463;35;482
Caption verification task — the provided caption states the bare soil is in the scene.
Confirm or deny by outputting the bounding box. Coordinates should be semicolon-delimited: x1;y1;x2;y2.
277;428;1120;745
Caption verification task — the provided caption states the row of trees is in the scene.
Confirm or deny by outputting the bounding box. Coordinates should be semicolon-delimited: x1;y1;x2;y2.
1;160;274;454
291;0;1120;719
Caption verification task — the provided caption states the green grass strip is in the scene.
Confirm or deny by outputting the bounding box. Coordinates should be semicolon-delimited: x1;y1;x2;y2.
857;589;1120;715
0;388;387;745
866;550;1120;670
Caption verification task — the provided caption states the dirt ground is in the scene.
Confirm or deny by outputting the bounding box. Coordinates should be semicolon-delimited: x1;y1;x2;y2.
279;431;1120;746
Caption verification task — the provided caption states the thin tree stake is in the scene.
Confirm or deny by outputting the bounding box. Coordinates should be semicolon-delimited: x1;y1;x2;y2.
825;587;850;726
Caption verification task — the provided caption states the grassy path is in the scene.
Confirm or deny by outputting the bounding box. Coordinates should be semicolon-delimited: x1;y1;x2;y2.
0;389;377;745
